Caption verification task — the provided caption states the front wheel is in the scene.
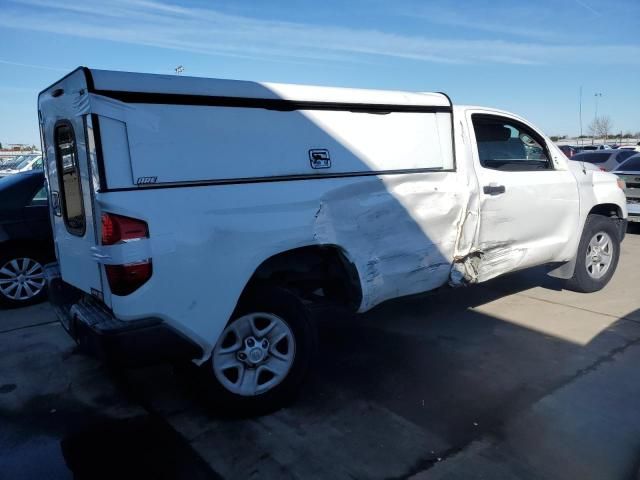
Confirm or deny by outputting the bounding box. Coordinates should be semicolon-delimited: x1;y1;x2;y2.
200;286;316;416
566;214;621;293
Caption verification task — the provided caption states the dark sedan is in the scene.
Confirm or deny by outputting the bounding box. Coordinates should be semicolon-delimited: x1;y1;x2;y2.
0;171;54;307
571;149;637;172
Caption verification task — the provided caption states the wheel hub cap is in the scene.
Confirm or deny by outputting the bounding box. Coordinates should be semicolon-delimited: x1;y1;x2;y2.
212;312;296;396
238;336;270;365
585;231;613;279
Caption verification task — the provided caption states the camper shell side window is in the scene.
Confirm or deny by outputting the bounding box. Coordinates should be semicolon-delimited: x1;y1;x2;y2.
54;121;86;236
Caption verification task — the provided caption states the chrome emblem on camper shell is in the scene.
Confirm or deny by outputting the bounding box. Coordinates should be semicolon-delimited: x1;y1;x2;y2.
136;176;158;185
309;149;331;169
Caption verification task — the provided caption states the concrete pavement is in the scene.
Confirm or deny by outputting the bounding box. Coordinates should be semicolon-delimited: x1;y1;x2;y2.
1;226;639;479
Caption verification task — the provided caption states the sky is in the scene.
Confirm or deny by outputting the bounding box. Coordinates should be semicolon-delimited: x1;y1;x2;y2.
0;0;639;145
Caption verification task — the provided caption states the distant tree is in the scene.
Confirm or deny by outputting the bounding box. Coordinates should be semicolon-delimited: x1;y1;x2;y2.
623;132;633;139
0;142;3;149
550;136;560;142
587;120;596;139
588;116;613;141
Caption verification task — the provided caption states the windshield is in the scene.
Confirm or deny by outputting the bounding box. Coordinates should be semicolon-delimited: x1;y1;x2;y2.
1;155;26;169
14;156;38;170
572;152;612;164
616;150;636;163
615;157;640;172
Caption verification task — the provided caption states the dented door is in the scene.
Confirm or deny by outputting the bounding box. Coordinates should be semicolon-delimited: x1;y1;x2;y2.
467;111;580;282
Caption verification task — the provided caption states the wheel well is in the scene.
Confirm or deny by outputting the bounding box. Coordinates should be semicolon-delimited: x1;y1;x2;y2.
588;203;621;218
588;203;626;240
0;239;54;262
239;245;362;310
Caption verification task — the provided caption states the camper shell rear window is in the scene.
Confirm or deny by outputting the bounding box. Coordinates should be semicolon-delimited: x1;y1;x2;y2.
54;121;86;236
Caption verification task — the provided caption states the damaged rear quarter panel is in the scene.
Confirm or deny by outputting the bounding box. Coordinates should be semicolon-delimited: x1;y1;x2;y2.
103;170;472;357
313;171;471;311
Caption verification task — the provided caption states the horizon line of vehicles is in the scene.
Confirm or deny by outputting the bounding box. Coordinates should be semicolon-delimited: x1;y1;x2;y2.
0;153;44;177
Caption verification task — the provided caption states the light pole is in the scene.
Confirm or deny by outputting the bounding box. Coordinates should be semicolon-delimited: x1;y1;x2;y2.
594;92;602;120
593;92;602;144
579;86;583;147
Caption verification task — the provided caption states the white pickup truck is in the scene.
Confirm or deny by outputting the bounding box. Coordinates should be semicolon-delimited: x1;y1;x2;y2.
39;67;627;414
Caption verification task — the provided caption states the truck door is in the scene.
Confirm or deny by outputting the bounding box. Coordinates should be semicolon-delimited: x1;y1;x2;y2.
44;117;103;296
467;111;580;281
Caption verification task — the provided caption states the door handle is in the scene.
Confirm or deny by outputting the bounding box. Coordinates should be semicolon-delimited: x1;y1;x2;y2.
483;185;506;195
51;191;62;216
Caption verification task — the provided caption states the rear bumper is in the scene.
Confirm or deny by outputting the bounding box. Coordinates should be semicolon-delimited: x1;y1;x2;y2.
45;263;202;367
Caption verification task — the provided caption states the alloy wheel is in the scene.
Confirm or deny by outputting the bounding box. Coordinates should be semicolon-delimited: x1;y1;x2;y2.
0;257;46;301
585;231;613;279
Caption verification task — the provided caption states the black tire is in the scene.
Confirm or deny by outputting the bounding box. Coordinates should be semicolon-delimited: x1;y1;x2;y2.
565;214;621;293
0;248;48;308
198;286;317;417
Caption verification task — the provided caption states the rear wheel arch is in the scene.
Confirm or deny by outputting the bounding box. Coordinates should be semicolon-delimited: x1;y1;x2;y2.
0;239;54;262
237;244;363;312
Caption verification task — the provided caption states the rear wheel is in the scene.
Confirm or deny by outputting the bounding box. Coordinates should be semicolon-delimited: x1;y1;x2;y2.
200;286;316;416
566;214;621;293
0;250;47;308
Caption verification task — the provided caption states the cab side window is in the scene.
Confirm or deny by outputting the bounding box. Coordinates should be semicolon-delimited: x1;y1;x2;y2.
472;115;552;171
55;123;85;236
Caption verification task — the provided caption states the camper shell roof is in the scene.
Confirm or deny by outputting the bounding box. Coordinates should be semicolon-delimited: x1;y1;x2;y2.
39;67;452;112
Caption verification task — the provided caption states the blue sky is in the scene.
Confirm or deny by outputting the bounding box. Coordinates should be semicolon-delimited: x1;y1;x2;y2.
1;0;639;145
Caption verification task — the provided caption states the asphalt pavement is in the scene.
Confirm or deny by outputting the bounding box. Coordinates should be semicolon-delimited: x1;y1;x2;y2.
2;225;640;479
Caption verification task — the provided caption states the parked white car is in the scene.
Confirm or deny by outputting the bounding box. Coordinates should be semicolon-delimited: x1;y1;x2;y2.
0;154;43;177
39;68;628;414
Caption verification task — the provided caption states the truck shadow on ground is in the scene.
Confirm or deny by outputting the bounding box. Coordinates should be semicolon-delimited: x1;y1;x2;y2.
5;229;637;479
59;236;640;478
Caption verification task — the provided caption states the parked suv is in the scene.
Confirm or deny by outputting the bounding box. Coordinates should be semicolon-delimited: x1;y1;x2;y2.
38;68;628;414
571;149;637;171
614;155;640;223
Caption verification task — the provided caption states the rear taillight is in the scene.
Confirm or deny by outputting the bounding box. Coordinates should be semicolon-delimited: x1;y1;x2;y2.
101;213;152;295
101;213;149;245
105;261;152;296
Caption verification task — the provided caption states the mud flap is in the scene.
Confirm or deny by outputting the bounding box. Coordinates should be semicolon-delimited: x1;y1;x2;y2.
547;257;577;280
